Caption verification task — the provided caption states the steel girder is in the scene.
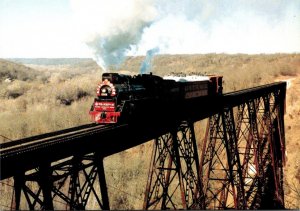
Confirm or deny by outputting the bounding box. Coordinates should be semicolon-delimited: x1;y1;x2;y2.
199;109;246;209
198;90;285;209
9;153;109;210
143;121;202;210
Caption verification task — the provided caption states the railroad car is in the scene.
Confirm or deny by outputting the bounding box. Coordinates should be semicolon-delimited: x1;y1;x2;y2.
89;72;222;124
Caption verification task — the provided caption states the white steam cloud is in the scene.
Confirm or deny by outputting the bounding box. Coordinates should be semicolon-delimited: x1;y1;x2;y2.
70;0;300;71
70;0;157;71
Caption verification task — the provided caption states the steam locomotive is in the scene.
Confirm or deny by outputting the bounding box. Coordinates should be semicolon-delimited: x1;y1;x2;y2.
89;72;222;124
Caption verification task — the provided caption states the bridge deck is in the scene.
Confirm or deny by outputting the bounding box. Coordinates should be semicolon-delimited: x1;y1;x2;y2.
0;82;286;180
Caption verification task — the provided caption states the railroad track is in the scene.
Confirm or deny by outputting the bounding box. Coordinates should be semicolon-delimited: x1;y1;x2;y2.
0;123;125;159
0;123;96;149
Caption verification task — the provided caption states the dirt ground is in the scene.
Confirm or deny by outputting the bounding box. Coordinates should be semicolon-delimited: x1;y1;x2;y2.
277;75;300;208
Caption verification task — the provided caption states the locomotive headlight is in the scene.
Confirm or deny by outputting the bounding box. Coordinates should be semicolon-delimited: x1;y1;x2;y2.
99;85;114;97
100;88;108;96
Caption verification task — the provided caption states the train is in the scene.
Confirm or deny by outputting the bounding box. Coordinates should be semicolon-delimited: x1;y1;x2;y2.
89;72;223;124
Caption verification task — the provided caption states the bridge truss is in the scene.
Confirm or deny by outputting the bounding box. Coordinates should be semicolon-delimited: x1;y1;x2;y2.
144;87;286;209
0;82;286;210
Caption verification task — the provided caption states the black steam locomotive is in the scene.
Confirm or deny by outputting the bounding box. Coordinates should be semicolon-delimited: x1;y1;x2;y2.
89;72;222;124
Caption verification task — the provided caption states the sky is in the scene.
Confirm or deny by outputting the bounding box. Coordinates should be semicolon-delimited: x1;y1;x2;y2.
0;0;299;66
0;0;92;58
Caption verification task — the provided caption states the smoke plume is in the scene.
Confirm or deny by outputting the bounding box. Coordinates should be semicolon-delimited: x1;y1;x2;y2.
140;47;159;74
71;0;300;71
70;0;157;71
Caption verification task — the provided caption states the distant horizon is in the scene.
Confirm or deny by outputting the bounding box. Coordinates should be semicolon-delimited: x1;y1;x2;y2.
2;52;300;60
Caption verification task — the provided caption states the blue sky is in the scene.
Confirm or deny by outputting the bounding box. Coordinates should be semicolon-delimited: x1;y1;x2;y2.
0;0;299;59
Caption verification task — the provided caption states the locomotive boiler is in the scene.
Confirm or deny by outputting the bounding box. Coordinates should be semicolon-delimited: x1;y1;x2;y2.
89;72;222;124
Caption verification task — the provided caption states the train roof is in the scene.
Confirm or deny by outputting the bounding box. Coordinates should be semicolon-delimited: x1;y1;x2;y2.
163;75;210;82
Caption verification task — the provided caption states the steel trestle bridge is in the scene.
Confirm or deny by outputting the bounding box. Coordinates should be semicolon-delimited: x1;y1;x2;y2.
0;82;286;210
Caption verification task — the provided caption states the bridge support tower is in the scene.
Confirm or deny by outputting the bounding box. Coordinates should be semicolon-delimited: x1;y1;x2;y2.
144;87;286;209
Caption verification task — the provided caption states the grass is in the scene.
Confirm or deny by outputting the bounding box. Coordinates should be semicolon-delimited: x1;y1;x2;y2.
0;53;299;209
